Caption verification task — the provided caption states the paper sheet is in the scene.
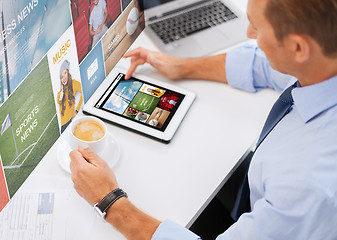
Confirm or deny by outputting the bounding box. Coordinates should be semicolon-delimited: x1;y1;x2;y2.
0;192;55;239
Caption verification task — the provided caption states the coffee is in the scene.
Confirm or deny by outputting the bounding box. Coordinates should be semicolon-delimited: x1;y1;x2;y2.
73;120;105;142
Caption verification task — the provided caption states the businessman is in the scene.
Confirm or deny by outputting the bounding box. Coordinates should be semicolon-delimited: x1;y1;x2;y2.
70;0;337;239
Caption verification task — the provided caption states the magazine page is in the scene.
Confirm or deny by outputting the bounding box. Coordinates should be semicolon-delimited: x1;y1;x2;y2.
0;56;60;211
0;0;71;103
47;26;83;133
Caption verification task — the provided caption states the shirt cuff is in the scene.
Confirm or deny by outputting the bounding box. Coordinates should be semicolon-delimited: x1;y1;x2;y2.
152;220;201;240
226;44;259;93
226;43;296;93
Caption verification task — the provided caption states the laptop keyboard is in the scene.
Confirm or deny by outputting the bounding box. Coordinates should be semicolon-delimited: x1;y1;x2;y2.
149;1;238;44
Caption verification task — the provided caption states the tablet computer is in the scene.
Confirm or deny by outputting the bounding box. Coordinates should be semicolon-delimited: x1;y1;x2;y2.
83;67;196;142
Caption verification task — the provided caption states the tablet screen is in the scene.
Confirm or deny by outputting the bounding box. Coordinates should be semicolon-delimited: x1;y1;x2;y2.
95;73;185;131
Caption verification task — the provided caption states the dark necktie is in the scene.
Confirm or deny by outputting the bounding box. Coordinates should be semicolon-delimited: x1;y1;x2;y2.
230;81;299;221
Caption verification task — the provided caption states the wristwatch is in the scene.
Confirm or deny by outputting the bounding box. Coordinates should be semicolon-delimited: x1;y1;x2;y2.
94;188;127;219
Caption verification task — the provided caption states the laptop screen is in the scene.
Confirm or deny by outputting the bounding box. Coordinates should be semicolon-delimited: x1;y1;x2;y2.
144;0;175;9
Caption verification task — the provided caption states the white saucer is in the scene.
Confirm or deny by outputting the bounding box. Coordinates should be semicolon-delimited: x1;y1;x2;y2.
56;131;120;174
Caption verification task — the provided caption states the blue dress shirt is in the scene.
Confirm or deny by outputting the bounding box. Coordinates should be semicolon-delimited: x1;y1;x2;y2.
152;44;337;240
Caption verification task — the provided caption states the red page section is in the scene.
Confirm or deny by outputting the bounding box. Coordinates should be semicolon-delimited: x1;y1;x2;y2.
0;160;10;212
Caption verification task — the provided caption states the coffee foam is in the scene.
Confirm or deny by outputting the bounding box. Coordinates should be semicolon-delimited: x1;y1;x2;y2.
73;120;105;142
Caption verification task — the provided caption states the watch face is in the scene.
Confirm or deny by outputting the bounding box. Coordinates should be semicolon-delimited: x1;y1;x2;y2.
94;204;107;220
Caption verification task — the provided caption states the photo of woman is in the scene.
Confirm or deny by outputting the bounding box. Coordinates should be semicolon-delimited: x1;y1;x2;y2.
57;60;83;133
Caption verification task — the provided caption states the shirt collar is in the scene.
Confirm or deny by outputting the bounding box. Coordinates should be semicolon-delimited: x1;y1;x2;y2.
292;75;337;123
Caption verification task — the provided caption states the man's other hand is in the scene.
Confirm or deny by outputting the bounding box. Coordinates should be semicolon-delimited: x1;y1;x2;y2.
70;145;119;206
123;47;188;80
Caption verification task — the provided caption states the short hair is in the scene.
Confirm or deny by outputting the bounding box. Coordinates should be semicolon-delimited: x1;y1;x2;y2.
265;0;337;58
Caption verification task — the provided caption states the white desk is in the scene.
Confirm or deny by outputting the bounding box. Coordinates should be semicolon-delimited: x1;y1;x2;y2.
1;0;279;239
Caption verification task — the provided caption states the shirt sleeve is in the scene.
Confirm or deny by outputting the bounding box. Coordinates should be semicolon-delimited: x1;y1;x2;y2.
225;43;296;93
152;220;201;240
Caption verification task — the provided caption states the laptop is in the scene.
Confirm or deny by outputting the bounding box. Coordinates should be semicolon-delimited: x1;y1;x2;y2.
144;0;249;57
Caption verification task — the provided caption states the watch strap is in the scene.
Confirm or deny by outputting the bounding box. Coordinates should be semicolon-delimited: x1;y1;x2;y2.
95;188;127;218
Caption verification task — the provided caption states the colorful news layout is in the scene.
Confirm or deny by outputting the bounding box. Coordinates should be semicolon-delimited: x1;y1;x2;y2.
100;75;184;131
0;0;71;104
0;0;146;213
0;56;60;208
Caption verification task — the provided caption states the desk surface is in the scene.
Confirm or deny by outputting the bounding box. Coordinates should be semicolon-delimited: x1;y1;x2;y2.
1;0;279;239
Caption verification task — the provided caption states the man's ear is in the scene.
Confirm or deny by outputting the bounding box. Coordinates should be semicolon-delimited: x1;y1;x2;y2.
288;34;310;63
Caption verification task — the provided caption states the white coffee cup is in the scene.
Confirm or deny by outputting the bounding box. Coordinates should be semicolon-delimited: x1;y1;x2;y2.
69;116;107;153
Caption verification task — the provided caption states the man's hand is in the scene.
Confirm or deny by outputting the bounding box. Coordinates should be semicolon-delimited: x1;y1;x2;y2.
123;47;188;80
70;146;119;206
70;146;161;240
123;47;228;83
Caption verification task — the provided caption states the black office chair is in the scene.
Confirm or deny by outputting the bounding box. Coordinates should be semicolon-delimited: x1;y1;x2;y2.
189;150;254;240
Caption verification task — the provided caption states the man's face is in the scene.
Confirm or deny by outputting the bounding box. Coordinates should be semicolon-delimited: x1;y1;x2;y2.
246;0;291;74
93;0;99;5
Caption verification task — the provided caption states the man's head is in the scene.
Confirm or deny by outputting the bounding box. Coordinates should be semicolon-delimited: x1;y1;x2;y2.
93;0;99;5
265;0;337;59
247;0;337;83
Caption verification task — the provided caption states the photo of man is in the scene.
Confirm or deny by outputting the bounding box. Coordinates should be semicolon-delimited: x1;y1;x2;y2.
89;0;109;49
71;0;122;62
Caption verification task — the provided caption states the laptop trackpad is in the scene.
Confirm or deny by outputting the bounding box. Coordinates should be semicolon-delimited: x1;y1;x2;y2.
193;29;228;51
